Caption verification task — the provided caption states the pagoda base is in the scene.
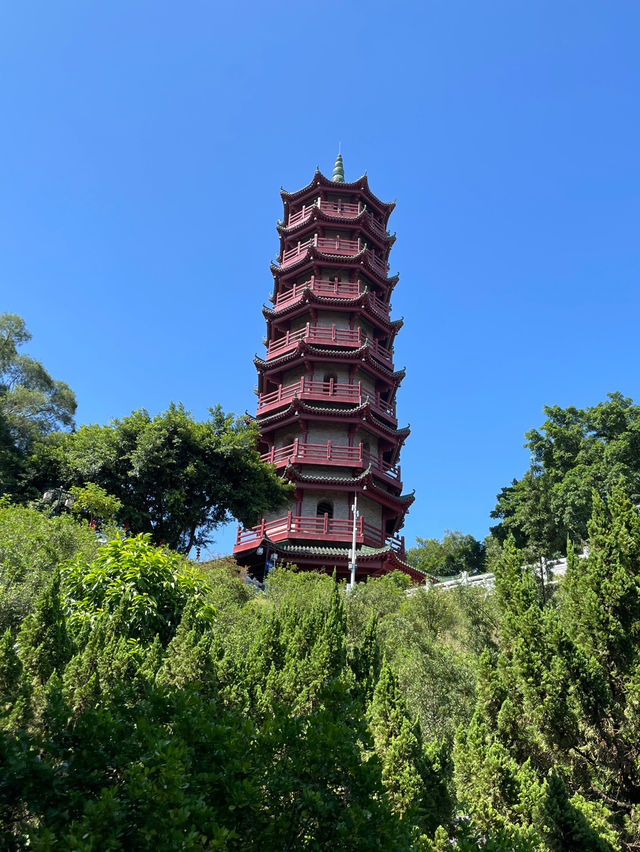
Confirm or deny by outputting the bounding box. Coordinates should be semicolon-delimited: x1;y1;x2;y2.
233;538;425;584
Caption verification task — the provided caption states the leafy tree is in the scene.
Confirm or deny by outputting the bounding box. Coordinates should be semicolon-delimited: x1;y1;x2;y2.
58;403;290;552
0;498;99;633
62;534;214;644
491;391;640;557
455;483;640;849
407;530;486;577
69;482;122;528
0;313;76;494
17;570;71;683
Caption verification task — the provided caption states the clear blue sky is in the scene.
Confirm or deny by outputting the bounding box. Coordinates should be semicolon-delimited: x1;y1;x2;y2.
2;1;639;556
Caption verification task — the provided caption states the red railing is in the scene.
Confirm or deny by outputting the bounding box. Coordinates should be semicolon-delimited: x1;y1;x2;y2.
266;323;392;363
234;510;405;554
280;235;388;274
274;277;390;318
366;216;387;238
261;440;401;481
285;200;387;239
287;199;364;228
257;378;396;419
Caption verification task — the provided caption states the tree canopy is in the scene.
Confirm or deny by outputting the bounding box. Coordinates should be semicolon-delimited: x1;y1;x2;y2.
0;313;76;494
56;403;290;553
406;530;486;577
490;391;640;557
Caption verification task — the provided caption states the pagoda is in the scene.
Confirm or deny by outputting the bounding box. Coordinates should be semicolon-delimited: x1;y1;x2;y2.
233;155;422;583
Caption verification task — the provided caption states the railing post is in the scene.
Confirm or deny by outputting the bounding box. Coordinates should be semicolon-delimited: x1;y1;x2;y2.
358;442;362;462
314;233;318;247
260;518;266;537
300;375;305;394
287;510;293;534
329;377;334;395
357;237;361;252
331;323;336;342
323;512;329;534
326;439;331;459
235;523;241;545
357;380;361;403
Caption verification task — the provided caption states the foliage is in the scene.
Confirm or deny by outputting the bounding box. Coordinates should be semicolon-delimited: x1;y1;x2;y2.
0;498;99;634
57;402;290;552
5;433;640;848
61;534;214;644
69;482;122;527
491;391;640;557
0;313;76;495
455;483;640;849
407;529;486;577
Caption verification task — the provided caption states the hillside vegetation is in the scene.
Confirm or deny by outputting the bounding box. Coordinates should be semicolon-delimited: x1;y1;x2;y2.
3;314;640;848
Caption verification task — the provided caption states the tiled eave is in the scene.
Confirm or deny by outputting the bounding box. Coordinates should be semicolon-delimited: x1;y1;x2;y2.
255;397;410;441
271;246;398;289
263;291;403;334
283;464;414;510
280;169;395;217
234;539;425;584
277;208;396;251
254;343;406;385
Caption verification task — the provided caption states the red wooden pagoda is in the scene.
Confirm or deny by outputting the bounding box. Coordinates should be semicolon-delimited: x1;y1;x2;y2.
233;155;422;583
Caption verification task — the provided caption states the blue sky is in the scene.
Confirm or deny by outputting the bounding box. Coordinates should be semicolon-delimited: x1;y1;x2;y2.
2;1;639;555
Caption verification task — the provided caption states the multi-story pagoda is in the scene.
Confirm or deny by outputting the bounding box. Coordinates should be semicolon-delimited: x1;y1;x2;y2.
233;155;422;583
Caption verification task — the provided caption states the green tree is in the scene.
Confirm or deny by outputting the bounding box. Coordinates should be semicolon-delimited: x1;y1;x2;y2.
455;482;640;849
407;530;486;577
0;498;99;633
69;482;122;528
62;534;213;644
491;392;640;557
59;403;290;552
0;313;76;495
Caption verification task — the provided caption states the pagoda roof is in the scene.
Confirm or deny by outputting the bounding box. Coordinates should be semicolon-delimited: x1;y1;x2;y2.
255;397;410;438
270;245;397;288
263;291;403;333
235;539;425;583
277;208;396;250
254;343;406;384
280;169;395;218
283;464;414;511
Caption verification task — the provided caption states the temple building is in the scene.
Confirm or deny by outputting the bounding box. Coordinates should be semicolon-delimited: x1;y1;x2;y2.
233;155;423;583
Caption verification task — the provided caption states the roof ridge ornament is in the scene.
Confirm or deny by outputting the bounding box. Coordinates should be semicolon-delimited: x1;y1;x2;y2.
332;152;345;183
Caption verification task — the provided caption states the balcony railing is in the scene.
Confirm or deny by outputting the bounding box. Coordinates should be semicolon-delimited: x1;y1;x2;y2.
266;323;392;364
234;510;405;554
257;378;396;419
261;440;401;482
286;197;387;230
274;277;390;318
280;235;389;275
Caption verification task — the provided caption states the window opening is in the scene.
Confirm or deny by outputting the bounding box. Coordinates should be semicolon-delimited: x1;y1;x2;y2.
317;501;333;519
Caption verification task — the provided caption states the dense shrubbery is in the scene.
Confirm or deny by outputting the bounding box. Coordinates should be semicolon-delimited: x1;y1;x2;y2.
2;325;639;848
3;485;640;849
